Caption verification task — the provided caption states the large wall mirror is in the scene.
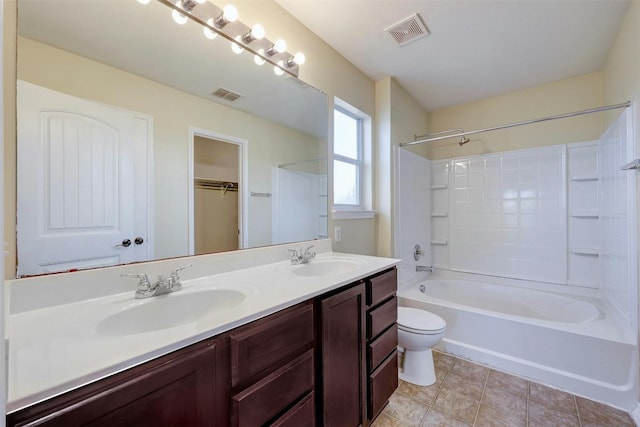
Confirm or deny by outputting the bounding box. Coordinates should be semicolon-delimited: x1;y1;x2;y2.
15;0;328;277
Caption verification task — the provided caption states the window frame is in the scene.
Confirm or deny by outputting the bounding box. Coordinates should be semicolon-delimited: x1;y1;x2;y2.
333;105;364;209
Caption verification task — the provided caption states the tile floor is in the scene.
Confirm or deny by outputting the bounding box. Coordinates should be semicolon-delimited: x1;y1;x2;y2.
373;351;634;427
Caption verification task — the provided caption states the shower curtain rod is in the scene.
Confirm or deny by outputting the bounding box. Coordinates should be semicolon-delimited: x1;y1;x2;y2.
399;101;631;147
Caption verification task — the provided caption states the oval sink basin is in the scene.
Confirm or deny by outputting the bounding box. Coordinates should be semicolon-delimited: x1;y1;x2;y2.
292;259;362;277
96;289;245;336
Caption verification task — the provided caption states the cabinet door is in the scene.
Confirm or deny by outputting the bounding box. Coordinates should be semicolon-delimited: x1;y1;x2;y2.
7;338;229;427
319;282;366;427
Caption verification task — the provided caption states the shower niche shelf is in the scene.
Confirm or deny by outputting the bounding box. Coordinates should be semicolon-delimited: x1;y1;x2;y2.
570;175;599;182
430;240;448;246
570;211;599;218
567;141;600;288
430;212;448;218
430;184;447;190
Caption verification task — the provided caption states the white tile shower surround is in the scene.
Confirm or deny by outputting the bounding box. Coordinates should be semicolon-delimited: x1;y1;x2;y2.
272;167;325;243
423;108;637;319
567;141;600;288
599;108;637;328
448;145;567;284
395;147;431;284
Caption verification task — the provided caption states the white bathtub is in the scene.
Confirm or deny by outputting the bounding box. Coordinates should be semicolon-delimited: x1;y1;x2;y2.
398;277;639;410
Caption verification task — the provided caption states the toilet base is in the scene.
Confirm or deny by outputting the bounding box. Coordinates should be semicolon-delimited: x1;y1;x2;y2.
399;347;436;386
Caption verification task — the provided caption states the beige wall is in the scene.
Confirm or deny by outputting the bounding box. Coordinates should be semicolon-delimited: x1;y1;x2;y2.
603;0;640;123
427;72;604;160
375;77;430;257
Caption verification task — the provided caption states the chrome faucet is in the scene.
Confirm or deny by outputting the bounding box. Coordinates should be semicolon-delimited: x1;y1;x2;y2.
122;264;192;299
416;265;434;273
288;245;316;265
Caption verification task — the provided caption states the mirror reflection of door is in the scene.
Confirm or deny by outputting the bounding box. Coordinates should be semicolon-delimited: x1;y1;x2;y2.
17;81;152;277
193;137;240;254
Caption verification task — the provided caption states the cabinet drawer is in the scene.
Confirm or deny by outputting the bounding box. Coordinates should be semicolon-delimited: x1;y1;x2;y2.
230;302;313;386
368;351;398;421
368;324;398;372
367;268;397;307
231;350;314;427
367;296;397;339
270;392;315;427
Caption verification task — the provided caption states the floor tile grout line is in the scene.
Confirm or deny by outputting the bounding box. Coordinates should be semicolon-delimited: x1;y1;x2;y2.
471;370;490;426
574;395;583;427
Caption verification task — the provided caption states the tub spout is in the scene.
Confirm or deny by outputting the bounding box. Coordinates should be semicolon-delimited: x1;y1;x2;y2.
416;265;434;273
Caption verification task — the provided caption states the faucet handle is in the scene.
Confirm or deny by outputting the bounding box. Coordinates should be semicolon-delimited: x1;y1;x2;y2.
169;264;192;290
304;245;316;258
171;264;192;277
121;273;151;290
288;248;300;258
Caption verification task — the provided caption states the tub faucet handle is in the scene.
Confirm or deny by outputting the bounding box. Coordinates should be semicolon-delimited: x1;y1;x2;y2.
414;244;424;261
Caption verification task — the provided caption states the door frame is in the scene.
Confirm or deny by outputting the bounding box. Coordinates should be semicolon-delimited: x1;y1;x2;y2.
188;127;248;254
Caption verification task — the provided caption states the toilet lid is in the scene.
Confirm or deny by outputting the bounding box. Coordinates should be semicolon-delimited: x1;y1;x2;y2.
398;307;446;332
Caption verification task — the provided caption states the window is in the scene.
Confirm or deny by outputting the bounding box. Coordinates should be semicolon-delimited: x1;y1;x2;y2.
332;99;373;219
333;107;363;207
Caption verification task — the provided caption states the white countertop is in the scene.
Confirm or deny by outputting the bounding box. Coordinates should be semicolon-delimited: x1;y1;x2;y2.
6;248;399;413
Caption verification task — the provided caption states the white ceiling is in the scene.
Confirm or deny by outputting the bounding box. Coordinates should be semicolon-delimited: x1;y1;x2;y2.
274;0;631;111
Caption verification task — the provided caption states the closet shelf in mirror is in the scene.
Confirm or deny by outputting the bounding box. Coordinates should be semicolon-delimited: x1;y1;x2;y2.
194;179;238;192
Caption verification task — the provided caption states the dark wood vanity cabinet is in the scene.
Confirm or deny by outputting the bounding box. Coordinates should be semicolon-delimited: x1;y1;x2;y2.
366;268;399;422
318;282;367;427
319;267;398;426
229;301;315;426
7;336;230;427
7;267;398;427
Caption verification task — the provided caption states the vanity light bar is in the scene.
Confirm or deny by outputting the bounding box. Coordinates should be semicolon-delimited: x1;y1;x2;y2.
152;0;303;78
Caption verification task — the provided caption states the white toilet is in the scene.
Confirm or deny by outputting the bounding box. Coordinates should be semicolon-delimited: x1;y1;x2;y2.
397;307;446;386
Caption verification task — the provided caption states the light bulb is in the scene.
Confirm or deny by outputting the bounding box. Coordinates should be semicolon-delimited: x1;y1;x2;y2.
231;36;244;54
251;24;265;40
242;23;266;43
254;49;266;65
137;0;151;4
195;0;206;3
266;39;287;56
172;7;188;25
215;4;238;27
203;18;217;39
293;52;306;65
274;61;285;76
223;4;238;22
274;39;287;53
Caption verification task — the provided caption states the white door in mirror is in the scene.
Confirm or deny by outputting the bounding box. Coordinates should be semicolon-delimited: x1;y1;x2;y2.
17;81;152;276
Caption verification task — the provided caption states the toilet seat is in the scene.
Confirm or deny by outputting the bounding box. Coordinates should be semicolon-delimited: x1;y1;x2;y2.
398;307;446;335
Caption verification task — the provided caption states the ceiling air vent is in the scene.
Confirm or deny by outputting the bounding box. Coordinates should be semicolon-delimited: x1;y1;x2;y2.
212;87;242;102
385;13;430;47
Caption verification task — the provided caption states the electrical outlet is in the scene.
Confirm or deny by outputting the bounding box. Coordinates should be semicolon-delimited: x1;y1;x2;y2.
334;226;342;242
